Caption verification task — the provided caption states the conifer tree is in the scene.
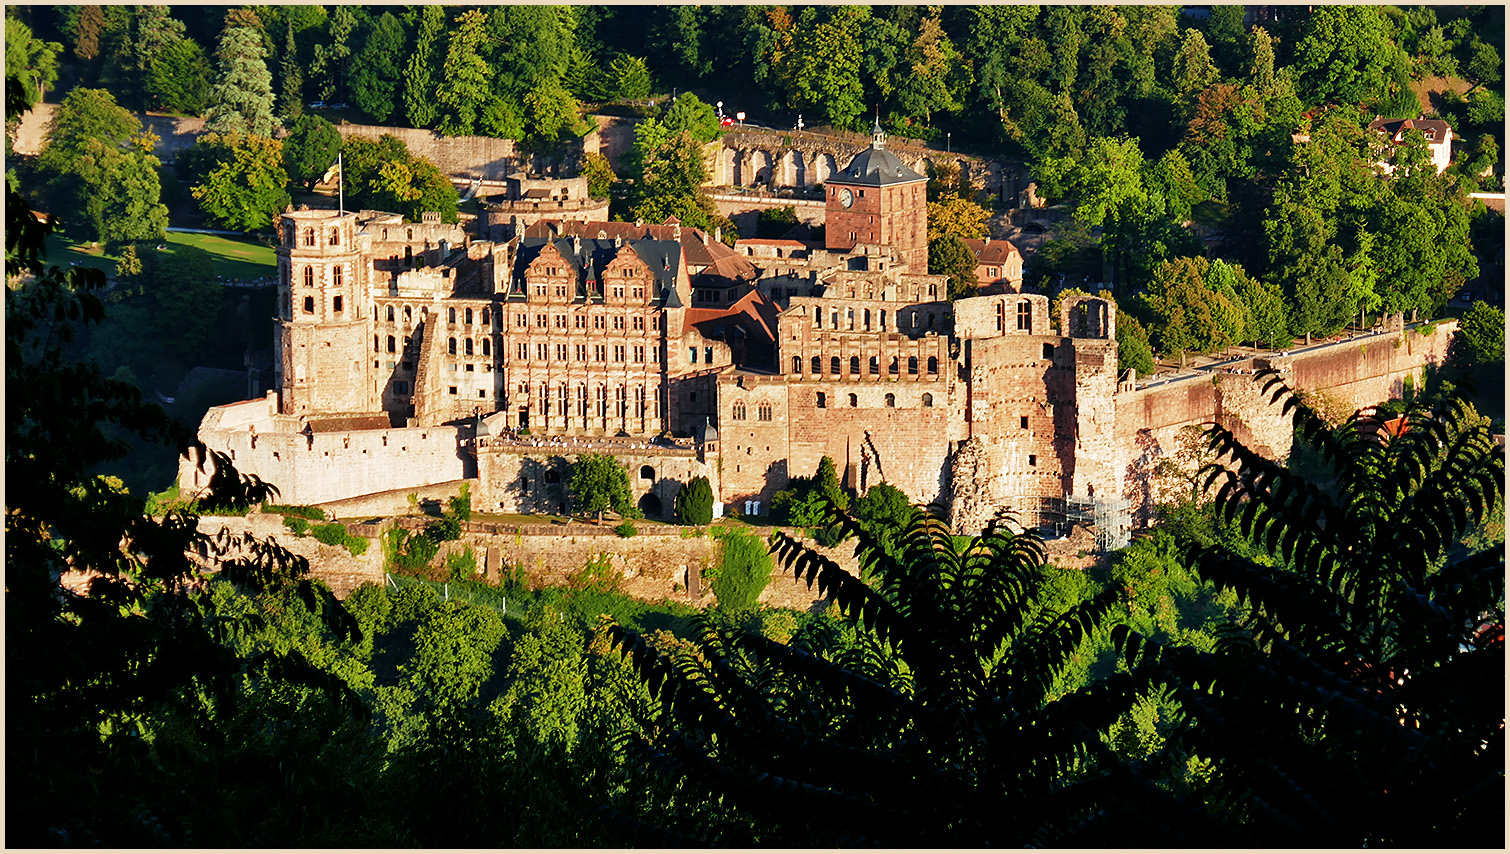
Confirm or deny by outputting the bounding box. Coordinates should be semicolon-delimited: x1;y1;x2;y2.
278;18;303;123
435;9;492;137
402;6;444;129
205;11;277;137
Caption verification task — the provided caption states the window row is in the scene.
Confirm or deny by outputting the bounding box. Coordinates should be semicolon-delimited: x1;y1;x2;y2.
814;391;934;409
995;300;1035;333
287;225;343;247
512;341;659;365
514;312;655;331
812;305;944;331
515;383;656;420
730;402;774;421
299;265;345;287
792;354;939;376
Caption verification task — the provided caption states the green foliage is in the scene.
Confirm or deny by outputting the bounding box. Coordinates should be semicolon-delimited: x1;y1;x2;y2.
283;114;341;192
284;515;310;536
36;88;167;247
385;526;441;574
605;506;1163;845
340;134;459;224
494;608;590;750
1293;6;1398;107
444;545;478;581
770;455;849;528
205;13;277;137
435;9;492;137
1453;300;1506;367
613;520;638;538
1140;256;1247;356
6;17;62;112
446;483;472;523
755;205;800;239
675;476;715;526
1129;371;1507;845
265;503;326;521
402;5;445;129
1116;309;1157;377
570;553;621;594
569;452;635;520
579;151;615;200
185;132;291;232
926;192;991;242
929;233;980;301
852;482;916;564
706;528;773;612
624;117;731;236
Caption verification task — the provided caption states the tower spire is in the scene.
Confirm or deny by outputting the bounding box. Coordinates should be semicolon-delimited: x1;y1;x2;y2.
872;108;885;149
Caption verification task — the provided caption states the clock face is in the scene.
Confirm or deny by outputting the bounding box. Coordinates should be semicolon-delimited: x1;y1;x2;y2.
838;187;854;208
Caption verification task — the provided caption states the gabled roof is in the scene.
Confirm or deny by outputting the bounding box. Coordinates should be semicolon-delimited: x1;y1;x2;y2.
515;235;684;305
963;238;1022;265
521;219;757;280
1367;117;1452;145
685;287;782;367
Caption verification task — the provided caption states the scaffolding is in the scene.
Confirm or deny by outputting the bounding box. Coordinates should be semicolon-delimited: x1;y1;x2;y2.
1007;492;1131;552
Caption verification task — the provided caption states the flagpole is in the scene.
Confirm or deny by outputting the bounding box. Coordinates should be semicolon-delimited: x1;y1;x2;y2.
338;152;344;215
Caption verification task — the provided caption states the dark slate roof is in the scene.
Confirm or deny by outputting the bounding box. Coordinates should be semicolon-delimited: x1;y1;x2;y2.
514;236;684;307
831;140;927;187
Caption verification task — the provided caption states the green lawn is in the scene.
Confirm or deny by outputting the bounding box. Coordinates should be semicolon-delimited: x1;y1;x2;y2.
44;232;277;282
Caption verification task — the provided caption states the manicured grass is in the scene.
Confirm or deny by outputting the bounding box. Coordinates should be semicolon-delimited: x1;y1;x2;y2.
43;232;277;282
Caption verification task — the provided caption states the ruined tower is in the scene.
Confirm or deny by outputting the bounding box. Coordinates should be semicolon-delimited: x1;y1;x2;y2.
274;209;374;415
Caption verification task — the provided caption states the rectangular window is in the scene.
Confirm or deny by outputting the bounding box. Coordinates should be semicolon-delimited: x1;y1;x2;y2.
537;342;549;361
633;345;645;363
575;315;586;329
704;347;713;363
614;344;626;362
1021;416;1029;429
593;316;606;330
613;316;625;330
516;313;528;328
575;343;588;361
555;314;567;328
555;343;568;361
594;344;607;362
333;296;343;313
517;343;529;360
651;345;661;363
536;314;548;328
689;347;698;364
632;315;645;331
1028;454;1037;466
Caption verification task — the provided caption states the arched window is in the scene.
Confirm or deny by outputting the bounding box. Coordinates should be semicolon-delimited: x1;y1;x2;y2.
850;356;860;374
303;267;314;288
465;308;473;325
812;356;821;373
640;465;655;480
848;393;858;408
284;223;295;245
303;227;315;247
481;308;489;326
448;337;457;355
816;392;827;409
303;296;314;313
332;265;343;287
732;401;747;420
884;393;895;408
464;338;474;356
928;356;939;375
448;307;456;323
908;356;918;375
922;393;934;407
329;228;340;246
386;335;396;353
482;338;491;356
889;357;899;375
757;402;772;421
596;385;608;418
792;356;802;373
386;305;395;322
831;356;841;374
869;356;879;375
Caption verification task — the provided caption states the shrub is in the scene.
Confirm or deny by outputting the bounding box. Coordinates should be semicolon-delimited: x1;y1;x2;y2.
310;521;349;546
283;516;311;536
706;529;773;612
385;526;441;574
614;520;638;538
445;545;478;581
675;476;715;525
570;553;621;593
264;503;326;521
446;483;472;523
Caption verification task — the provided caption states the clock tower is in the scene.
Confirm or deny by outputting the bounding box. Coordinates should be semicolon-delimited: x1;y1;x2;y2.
824;120;930;272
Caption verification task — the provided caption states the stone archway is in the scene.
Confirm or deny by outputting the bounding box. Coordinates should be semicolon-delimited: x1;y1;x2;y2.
811;152;837;185
638;492;663;518
749;149;774;186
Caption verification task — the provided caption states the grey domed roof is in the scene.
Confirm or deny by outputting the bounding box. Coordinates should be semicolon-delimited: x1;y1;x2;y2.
832;133;926;187
697;417;719;444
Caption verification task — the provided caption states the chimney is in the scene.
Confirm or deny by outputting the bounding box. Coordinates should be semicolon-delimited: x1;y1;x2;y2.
984;236;990;245
714;226;722;243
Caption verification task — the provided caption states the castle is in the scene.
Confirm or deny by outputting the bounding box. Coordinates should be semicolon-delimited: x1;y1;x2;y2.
183;123;1454;547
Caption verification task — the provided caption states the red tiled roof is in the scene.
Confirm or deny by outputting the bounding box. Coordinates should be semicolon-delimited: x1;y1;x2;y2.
1367;117;1452;144
735;238;809;247
963;238;1022;265
685;287;781;350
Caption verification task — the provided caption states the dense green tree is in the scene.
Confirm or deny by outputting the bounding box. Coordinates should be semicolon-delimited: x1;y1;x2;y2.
706;529;774;612
755;206;800;239
5;17;61;111
349;12;406;124
926;192;990;242
146;245;223;361
929;233;980;302
602;53;652;101
283;113;341;192
624;118;728;236
402;5;445;129
1116;309;1157;378
579;151;614;200
1292;6;1395;106
145;35;211;116
435;9;491;137
1142;256;1247;356
37;86;141;167
309;4;359;105
277;17;303;123
1233;269;1292;349
674;476;714;526
187;133;291;232
205;12;277;137
660;92;723;143
852;482;916;563
495;609;590;749
522;83;591;147
894;8;968;126
1464;38;1502;91
569;453;635;522
402;601;507;709
1452;300;1506;368
51;138;168;247
770;6;870;130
